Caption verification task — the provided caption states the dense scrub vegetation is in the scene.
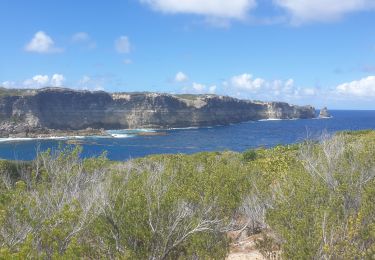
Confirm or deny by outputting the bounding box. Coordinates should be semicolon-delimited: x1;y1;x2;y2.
0;131;374;259
0;87;35;97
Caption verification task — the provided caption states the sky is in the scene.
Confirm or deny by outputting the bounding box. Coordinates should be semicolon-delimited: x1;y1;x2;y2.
0;0;375;109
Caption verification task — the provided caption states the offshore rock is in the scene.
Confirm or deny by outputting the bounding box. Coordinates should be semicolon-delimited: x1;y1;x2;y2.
319;107;331;118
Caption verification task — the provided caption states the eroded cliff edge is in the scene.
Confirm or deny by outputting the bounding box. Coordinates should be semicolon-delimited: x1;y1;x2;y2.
0;87;316;137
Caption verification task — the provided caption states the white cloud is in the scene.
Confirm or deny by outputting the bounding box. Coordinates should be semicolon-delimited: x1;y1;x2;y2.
175;71;189;82
72;32;90;42
19;74;65;88
209;85;217;94
79;75;91;85
115;36;131;53
139;0;375;25
23;75;49;87
124;59;133;64
25;31;63;53
302;88;317;96
51;74;65;87
72;32;96;49
223;73;321;102
192;82;206;92
179;73;313;100
229;73;265;91
222;73;375;105
77;75;106;91
1;81;16;88
182;82;217;94
336;76;375;97
2;74;110;91
140;0;256;19
274;0;375;24
32;75;49;85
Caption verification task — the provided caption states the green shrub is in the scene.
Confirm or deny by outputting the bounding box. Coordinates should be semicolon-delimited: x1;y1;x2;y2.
242;149;257;162
0;131;374;259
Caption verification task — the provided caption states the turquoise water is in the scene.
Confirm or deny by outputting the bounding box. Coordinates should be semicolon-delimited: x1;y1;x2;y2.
0;110;375;161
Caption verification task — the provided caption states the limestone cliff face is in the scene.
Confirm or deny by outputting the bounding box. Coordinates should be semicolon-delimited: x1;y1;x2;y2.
266;102;316;119
319;107;331;118
0;88;316;136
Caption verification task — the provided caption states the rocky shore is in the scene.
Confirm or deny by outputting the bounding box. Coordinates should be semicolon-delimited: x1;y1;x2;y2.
0;124;107;138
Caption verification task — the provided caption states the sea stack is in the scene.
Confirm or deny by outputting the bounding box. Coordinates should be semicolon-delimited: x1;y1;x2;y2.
319;107;331;118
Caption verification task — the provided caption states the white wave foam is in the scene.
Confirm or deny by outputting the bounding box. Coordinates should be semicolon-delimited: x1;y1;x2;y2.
106;129;156;135
0;137;34;143
258;118;283;121
0;135;93;143
168;127;199;130
106;128;162;138
43;136;68;140
133;128;156;132
258;117;309;122
110;133;133;138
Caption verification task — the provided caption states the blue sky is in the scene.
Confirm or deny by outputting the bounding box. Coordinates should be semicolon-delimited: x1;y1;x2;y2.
1;0;375;109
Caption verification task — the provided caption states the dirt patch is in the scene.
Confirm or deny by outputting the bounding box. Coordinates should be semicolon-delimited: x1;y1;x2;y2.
226;230;280;260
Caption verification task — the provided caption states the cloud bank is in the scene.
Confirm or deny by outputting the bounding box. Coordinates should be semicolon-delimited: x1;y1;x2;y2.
336;76;375;98
274;0;375;24
176;72;375;108
140;0;375;25
2;74;65;88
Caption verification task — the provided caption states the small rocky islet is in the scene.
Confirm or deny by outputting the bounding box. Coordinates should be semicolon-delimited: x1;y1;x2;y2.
319;107;332;118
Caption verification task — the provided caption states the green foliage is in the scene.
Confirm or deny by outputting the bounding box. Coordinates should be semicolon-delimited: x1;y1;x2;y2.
174;94;205;100
0;160;21;184
0;149;250;259
242;149;257;162
94;151;249;259
263;132;375;259
0;131;374;259
0;87;34;97
0;146;110;259
340;129;374;136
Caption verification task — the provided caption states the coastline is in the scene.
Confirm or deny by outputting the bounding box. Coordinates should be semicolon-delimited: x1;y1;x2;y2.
0;87;316;139
0;111;374;162
0;117;326;143
0;128;108;139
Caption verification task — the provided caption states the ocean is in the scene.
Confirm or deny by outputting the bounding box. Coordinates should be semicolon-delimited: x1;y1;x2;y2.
1;110;375;161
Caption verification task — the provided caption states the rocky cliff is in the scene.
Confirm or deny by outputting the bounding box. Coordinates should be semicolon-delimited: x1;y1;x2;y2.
319;107;331;118
0;87;316;137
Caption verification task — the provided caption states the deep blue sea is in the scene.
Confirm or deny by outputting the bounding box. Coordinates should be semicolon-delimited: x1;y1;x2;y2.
0;110;375;161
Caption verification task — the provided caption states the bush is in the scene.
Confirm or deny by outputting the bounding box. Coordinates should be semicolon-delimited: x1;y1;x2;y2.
0;131;374;259
242;149;257;162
